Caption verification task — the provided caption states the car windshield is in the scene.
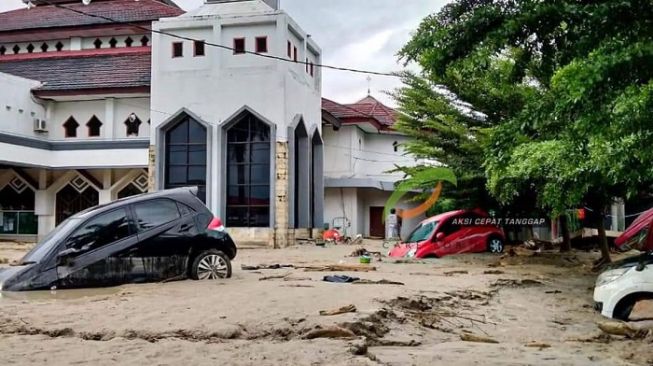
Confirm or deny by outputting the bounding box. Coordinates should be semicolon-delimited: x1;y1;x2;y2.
20;218;81;264
406;221;438;243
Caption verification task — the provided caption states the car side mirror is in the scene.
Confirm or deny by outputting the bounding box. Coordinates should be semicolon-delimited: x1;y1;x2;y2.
435;232;445;242
56;248;79;266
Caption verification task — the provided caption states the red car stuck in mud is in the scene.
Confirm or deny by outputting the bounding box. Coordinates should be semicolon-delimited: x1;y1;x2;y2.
389;210;505;258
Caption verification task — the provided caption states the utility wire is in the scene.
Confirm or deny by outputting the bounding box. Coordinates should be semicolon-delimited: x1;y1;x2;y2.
37;0;399;78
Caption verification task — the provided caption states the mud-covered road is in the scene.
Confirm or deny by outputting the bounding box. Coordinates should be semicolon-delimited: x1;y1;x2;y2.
1;241;651;365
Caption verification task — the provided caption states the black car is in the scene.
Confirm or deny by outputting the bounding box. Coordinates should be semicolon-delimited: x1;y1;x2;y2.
0;187;236;291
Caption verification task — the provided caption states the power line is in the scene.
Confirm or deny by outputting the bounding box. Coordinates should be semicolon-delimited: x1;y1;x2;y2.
37;0;400;78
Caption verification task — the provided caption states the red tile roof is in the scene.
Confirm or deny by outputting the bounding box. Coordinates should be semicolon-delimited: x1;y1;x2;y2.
0;0;184;33
0;49;151;92
348;95;398;126
321;96;397;129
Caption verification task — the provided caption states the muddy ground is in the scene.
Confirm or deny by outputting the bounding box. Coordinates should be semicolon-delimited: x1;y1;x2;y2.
0;240;652;365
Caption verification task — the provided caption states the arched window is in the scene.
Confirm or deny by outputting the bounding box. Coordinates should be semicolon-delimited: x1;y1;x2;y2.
118;183;144;199
93;38;102;49
87;116;102;137
125;114;142;136
0;183;36;235
165;116;207;202
40;43;49;52
226;114;271;227
56;183;99;225
55;41;64;51
63;117;79;138
140;36;149;47
293;121;309;228
109;38;118;48
125;37;134;47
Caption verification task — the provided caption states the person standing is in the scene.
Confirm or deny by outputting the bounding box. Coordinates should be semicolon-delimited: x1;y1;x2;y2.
386;208;400;239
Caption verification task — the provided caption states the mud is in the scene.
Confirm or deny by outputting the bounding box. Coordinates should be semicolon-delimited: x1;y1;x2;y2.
1;241;652;365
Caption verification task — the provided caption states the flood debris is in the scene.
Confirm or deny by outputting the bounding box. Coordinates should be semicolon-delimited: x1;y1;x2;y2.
319;304;357;316
303;326;356;339
258;273;293;281
483;270;504;275
460;332;499;344
597;320;652;339
490;278;544;288
241;264;294;271
302;264;376;272
444;270;468;276
525;341;551;349
323;275;359;283
352;279;404;286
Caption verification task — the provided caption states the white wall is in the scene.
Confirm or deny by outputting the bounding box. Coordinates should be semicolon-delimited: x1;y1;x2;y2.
152;5;322;144
47;97;150;140
0;72;45;137
323;125;416;181
0;143;148;169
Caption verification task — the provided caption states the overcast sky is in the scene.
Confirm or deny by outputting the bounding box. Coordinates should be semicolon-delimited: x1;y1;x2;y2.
0;0;445;106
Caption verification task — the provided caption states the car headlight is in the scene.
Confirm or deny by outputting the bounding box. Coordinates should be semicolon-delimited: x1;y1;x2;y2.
596;268;629;286
407;248;417;258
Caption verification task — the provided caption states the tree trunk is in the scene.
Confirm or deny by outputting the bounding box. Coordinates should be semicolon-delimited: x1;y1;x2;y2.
596;211;612;263
559;214;571;252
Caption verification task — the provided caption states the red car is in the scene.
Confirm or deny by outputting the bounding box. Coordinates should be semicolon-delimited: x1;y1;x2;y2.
615;207;653;252
389;210;505;258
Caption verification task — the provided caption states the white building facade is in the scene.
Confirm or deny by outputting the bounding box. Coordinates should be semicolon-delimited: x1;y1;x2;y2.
321;97;424;239
0;0;419;245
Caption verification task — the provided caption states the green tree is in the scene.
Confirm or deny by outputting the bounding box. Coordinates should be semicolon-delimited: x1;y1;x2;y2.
396;0;653;261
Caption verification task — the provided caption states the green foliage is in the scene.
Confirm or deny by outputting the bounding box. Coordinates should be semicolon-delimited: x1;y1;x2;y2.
397;0;653;220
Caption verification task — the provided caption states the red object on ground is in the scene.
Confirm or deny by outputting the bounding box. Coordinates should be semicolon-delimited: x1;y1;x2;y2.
323;228;342;241
389;209;505;258
614;207;653;252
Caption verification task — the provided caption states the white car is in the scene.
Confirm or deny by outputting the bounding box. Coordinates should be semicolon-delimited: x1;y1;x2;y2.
593;252;653;320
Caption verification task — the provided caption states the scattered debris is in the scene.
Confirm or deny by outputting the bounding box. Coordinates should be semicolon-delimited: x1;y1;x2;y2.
525;341;551;349
304;326;356;339
490;279;543;288
483;270;504;275
460;333;499;343
303;264;376;272
242;264;294;271
444;270;468;276
281;284;314;288
283;276;312;282
352;279;405;286
323;275;360;283
259;273;292;281
349;248;369;257
319;304;357;316
597;321;652;339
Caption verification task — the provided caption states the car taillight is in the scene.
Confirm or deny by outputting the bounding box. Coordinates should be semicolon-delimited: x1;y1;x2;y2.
208;217;225;232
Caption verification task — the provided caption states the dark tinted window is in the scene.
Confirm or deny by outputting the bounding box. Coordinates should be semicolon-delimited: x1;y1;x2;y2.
133;200;180;230
226;114;271;227
66;209;131;253
164;117;207;202
438;217;461;236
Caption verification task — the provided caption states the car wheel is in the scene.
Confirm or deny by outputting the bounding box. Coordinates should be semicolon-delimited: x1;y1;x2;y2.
191;249;232;280
487;237;504;254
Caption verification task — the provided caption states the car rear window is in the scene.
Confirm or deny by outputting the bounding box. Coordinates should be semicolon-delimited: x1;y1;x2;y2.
133;199;180;231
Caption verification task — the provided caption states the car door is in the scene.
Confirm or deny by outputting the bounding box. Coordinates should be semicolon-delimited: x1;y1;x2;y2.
458;212;486;253
56;208;138;289
129;199;198;281
435;216;465;256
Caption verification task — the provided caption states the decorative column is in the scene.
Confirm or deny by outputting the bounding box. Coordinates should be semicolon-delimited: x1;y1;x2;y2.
147;145;156;192
273;141;291;248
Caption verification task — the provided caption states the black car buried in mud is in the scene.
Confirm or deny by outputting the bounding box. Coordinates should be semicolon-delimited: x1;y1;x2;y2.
0;187;236;291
